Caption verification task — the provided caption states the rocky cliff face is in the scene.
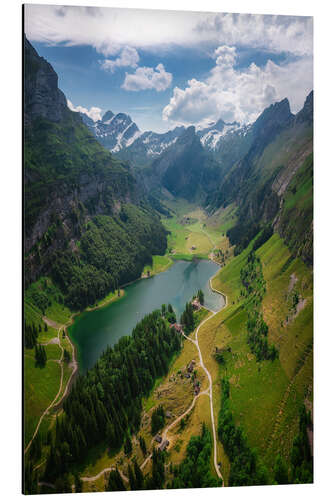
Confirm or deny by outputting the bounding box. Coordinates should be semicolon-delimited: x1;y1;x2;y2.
213;92;313;263
24;36;69;124
115;126;186;168
80;110;141;152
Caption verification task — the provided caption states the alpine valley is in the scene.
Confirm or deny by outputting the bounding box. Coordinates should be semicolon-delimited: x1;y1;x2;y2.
24;32;313;495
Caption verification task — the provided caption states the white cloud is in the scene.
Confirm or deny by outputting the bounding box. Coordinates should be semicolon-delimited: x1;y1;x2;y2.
122;64;172;92
163;46;313;126
215;45;237;67
24;5;312;57
67;100;102;122
100;46;139;72
195;12;313;57
24;4;204;55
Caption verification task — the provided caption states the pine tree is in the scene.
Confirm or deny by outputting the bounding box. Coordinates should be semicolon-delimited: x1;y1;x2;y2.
106;469;126;491
198;289;204;304
134;459;144;490
74;472;83;492
124;434;132;455
127;463;137;490
274;454;289;484
139;435;147;456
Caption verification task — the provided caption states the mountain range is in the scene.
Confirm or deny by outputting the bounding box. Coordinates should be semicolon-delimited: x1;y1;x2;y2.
82;107;255;168
82;90;312;267
24;32;313;309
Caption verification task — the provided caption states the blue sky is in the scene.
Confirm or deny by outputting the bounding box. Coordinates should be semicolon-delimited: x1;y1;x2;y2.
25;5;313;132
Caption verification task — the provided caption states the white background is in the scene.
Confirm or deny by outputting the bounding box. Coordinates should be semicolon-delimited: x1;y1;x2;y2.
0;0;331;498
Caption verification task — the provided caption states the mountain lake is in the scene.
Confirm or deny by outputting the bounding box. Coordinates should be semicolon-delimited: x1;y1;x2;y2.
69;259;224;372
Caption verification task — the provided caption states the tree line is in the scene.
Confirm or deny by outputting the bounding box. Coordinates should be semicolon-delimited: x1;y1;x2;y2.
240;251;278;362
24;322;39;349
168;424;220;488
34;343;47;367
218;377;269;486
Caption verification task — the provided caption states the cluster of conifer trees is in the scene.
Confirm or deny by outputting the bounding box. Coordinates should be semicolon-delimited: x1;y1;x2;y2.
49;205;167;311
197;289;204;305
34;344;47;367
106;445;166;491
290;405;313;483
247;310;278;361
161;303;176;323
43;308;181;486
180;302;195;333
151;405;165;435
218;377;269;486
24;322;38;348
168;424;219;488
240;251;278;361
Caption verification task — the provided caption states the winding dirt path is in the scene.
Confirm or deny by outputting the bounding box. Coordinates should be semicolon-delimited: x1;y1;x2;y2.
24;316;78;455
190;303;224;484
81;467;129;484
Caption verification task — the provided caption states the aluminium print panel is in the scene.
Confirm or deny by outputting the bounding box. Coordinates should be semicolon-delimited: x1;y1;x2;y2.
23;3;313;494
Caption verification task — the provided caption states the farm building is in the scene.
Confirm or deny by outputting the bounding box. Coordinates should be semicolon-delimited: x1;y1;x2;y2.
170;323;183;334
191;298;201;310
187;360;195;373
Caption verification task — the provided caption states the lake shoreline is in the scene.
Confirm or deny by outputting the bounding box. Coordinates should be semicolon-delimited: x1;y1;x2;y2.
69;259;223;373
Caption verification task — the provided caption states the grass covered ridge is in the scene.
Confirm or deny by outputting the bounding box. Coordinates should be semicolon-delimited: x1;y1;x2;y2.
204;233;312;483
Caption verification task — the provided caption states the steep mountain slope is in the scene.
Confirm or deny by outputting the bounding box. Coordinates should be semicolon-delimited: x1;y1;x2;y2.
81;109;186;169
24;36;167;309
141;126;222;201
197;119;254;171
115;126;185;168
210;92;313;264
80;110;141;152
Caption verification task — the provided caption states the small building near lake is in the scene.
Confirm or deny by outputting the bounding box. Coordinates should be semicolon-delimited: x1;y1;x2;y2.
191;298;201;310
170;323;183;334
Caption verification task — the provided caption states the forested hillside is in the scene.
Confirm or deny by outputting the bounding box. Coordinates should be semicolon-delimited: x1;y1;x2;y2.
24;36;167;309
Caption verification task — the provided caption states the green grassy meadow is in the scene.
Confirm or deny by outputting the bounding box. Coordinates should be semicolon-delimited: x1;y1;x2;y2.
143;254;173;277
161;198;235;261
24;354;61;446
205;233;313;482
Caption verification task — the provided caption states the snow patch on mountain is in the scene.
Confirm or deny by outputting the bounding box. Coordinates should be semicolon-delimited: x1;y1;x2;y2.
197;120;252;151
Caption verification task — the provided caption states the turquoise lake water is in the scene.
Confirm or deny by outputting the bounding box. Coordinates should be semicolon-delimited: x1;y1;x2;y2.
69;259;224;372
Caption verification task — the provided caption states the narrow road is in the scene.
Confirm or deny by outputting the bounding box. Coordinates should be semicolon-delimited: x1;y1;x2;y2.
190;303;224;484
81;467;129;484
